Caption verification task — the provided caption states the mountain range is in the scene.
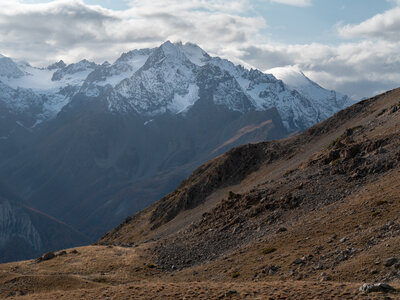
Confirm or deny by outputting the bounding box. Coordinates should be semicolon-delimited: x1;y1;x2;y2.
0;41;354;262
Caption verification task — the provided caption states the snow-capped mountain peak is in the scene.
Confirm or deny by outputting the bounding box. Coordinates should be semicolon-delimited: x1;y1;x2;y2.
267;65;355;112
47;60;67;70
113;48;154;71
266;65;316;90
0;42;355;134
160;40;183;57
108;41;200;114
140;41;193;71
80;49;154;94
178;42;211;66
52;59;98;81
0;55;25;79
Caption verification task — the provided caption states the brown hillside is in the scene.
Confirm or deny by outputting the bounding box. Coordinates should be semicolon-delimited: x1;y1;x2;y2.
99;88;400;249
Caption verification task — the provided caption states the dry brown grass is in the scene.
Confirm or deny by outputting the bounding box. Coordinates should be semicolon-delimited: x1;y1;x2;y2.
0;279;394;299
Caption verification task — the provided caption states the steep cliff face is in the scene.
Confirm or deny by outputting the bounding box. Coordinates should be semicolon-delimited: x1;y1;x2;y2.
0;184;89;263
0;199;42;251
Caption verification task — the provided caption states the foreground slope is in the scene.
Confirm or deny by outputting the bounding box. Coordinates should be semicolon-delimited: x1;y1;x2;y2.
100;88;400;248
100;87;400;282
0;88;398;299
0;245;391;299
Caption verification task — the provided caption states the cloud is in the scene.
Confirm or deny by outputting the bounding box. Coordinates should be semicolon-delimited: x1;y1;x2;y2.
0;0;265;65
269;0;312;7
237;40;400;99
338;6;400;41
0;0;399;100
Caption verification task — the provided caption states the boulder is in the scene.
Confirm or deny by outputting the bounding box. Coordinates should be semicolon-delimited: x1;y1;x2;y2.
359;283;395;293
384;257;398;267
36;251;55;263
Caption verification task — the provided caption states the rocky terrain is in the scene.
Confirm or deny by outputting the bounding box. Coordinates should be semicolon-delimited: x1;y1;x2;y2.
0;87;398;298
1;245;394;299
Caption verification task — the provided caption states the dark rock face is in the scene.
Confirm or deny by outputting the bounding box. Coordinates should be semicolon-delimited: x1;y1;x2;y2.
47;60;66;70
0;185;89;263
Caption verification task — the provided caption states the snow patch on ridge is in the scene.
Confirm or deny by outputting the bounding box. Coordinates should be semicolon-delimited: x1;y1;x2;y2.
169;84;199;113
267;65;343;102
0;56;24;79
178;42;210;66
267;65;310;88
267;65;356;113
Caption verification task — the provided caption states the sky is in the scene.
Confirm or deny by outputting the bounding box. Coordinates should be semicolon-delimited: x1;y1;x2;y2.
0;0;399;99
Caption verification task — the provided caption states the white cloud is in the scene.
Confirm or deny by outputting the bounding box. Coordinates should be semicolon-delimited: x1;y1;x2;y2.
338;6;400;41
0;0;265;65
269;0;311;7
237;39;400;99
0;0;399;100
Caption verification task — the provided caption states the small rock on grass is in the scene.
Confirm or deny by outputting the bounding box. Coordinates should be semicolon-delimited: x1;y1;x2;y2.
359;283;395;293
276;227;288;233
219;290;239;298
292;258;303;265
36;251;55;263
384;258;398;267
